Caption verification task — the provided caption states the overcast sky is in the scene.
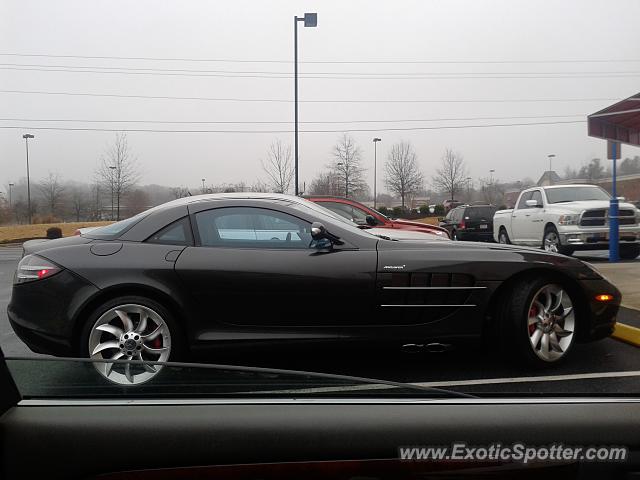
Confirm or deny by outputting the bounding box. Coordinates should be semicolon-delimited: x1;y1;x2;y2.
2;0;640;194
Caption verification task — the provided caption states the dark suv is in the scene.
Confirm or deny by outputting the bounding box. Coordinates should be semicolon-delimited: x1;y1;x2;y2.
439;204;498;241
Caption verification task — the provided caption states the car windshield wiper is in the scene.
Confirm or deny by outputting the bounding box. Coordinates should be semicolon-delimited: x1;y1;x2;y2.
6;356;475;399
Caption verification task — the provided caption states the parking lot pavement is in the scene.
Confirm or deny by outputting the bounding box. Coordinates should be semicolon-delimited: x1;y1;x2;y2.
1;244;638;395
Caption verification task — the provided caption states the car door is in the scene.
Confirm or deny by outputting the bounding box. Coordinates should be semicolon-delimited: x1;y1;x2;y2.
175;206;378;328
523;189;546;242
510;191;533;243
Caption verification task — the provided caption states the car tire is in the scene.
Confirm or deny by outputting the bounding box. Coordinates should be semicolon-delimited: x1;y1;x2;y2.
79;295;183;385
620;244;640;260
498;228;510;244
497;276;577;368
542;226;573;256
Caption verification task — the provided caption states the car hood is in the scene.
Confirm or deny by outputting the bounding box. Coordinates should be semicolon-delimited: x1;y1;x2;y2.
546;200;637;213
392;218;448;232
366;227;450;241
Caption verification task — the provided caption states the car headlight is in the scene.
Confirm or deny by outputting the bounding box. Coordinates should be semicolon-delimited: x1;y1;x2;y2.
558;214;580;225
14;254;62;284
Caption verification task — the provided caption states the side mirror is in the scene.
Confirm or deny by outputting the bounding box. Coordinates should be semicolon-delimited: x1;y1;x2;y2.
365;215;377;226
525;199;542;208
311;222;343;246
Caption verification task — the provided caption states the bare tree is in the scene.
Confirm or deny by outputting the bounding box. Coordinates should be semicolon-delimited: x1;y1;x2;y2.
330;134;366;198
68;185;89;221
37;172;66;216
96;133;140;220
384;141;424;209
262;140;293;193
478;176;504;205
308;170;342;196
431;149;468;201
171;186;191;199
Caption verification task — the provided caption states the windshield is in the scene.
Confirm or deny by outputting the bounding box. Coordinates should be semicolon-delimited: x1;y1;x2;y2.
1;1;639;410
544;186;611;203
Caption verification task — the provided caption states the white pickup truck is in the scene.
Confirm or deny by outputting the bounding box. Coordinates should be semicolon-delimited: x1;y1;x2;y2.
493;184;640;259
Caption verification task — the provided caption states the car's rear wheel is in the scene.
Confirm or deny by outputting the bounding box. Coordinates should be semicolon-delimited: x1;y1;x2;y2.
498;277;577;368
498;228;510;244
620;244;640;260
543;226;574;256
80;296;181;385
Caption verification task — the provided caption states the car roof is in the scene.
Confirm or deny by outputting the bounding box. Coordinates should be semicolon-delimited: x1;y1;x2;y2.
156;192;304;209
539;184;601;189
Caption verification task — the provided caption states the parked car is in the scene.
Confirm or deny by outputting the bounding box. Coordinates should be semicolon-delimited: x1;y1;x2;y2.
9;193;619;385
439;204;498;241
493;185;640;259
305;196;449;238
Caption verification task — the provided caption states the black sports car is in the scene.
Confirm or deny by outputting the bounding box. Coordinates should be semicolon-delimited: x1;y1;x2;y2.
8;193;620;384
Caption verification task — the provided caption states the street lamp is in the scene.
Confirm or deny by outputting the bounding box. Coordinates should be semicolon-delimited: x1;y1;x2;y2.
293;12;317;196
22;133;34;224
373;138;382;208
201;178;206;194
547;154;556;172
109;166;116;220
8;182;14;207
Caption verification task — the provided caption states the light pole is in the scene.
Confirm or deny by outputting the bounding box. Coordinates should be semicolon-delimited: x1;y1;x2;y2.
547;154;556;172
201;178;206;194
8;182;14;207
372;138;382;208
293;12;317;196
22;134;34;224
109;166;116;221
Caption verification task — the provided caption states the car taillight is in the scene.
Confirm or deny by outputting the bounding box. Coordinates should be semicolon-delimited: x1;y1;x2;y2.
74;229;81;236
459;219;466;229
14;255;62;284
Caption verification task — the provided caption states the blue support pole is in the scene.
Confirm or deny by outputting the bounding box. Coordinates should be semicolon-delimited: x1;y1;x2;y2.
609;142;619;262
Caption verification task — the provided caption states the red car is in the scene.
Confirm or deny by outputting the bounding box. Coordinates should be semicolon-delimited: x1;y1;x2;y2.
306;196;450;239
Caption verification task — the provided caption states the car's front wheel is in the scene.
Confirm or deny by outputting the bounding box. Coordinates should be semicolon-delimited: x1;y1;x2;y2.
498;277;577;367
80;296;181;385
543;226;574;256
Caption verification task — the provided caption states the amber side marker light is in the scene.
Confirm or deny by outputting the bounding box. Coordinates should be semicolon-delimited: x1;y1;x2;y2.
595;294;614;302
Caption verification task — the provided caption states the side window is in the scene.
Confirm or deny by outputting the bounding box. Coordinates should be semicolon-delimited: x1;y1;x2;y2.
195;207;313;249
321;202;356;222
517;191;533;209
146;217;193;246
530;190;543;207
444;211;452;221
349;205;370;224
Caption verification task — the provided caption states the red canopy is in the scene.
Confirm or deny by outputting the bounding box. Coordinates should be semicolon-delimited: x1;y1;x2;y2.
588;92;640;147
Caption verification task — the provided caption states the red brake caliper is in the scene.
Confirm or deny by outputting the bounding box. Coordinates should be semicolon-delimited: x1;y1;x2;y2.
528;305;538;334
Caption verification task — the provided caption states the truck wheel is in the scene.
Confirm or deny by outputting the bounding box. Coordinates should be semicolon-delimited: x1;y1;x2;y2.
498;276;577;368
543;226;573;256
620;244;640;260
498;228;510;244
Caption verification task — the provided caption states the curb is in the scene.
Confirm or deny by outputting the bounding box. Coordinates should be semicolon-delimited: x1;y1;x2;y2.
612;323;640;347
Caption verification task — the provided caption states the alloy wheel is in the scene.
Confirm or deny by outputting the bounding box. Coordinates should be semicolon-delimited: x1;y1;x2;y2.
527;284;575;362
543;231;560;253
88;304;171;385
